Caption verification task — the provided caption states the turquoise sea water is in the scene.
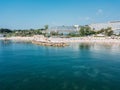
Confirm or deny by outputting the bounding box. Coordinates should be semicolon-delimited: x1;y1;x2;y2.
0;40;120;90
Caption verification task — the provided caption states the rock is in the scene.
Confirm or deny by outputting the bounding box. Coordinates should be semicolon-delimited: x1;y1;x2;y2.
32;40;69;47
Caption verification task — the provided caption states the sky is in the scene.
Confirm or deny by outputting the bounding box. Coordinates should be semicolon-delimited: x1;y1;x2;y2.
0;0;120;29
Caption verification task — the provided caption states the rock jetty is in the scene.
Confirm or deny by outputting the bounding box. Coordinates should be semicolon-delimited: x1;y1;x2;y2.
32;35;68;47
32;40;68;47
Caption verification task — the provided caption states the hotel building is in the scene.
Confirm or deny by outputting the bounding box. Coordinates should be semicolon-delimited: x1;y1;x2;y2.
89;21;120;35
48;25;80;35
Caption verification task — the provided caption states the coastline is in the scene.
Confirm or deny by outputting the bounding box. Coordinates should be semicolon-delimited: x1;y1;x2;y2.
0;37;34;41
48;37;120;43
0;36;120;45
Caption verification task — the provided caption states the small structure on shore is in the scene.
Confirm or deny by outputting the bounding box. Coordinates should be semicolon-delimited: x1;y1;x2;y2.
32;40;68;47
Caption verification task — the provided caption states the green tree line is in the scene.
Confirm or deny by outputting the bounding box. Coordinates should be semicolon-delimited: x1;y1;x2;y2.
0;25;116;37
68;26;114;37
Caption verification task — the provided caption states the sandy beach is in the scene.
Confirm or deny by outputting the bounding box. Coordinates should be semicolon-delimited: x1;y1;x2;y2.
0;37;34;41
0;36;120;44
48;37;120;43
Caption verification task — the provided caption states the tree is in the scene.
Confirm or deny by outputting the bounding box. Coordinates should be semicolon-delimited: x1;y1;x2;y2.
79;26;86;36
96;29;105;34
50;31;59;36
44;25;49;30
96;27;113;36
79;26;95;36
0;28;12;33
107;30;113;36
104;27;113;36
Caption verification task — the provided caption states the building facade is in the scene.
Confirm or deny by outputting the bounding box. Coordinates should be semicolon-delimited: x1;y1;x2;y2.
89;21;120;35
48;25;80;35
0;34;5;37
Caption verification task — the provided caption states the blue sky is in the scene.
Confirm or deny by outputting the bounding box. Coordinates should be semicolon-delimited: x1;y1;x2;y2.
0;0;120;29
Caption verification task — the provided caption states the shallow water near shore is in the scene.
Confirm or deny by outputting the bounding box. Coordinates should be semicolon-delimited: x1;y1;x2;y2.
0;40;120;90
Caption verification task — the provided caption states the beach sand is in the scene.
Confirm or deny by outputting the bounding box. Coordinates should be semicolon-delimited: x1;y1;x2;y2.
0;36;120;44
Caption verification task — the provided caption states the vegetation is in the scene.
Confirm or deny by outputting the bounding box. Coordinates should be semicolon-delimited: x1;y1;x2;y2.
0;28;12;33
44;25;49;30
79;26;96;36
50;31;59;36
68;26;115;37
0;28;45;37
0;25;50;37
68;32;80;37
68;26;95;37
0;26;116;37
96;27;113;36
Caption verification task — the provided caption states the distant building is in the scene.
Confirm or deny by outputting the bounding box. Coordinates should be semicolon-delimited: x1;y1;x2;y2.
48;25;80;35
89;21;120;35
74;25;80;31
114;29;120;35
0;34;5;37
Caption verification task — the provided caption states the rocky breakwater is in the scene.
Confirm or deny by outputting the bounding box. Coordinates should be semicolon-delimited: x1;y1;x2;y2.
32;35;68;47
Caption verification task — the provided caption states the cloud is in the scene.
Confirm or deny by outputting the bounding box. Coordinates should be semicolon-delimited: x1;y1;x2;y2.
96;9;103;15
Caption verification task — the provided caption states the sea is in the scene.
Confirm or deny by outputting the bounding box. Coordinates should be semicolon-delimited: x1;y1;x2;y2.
0;40;120;90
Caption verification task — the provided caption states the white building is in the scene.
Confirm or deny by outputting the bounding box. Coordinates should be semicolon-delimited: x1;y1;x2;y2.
48;25;80;35
0;34;4;37
89;21;120;35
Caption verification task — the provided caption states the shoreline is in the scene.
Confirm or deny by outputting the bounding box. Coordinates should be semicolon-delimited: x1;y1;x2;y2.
48;37;120;43
0;36;120;45
1;37;34;41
